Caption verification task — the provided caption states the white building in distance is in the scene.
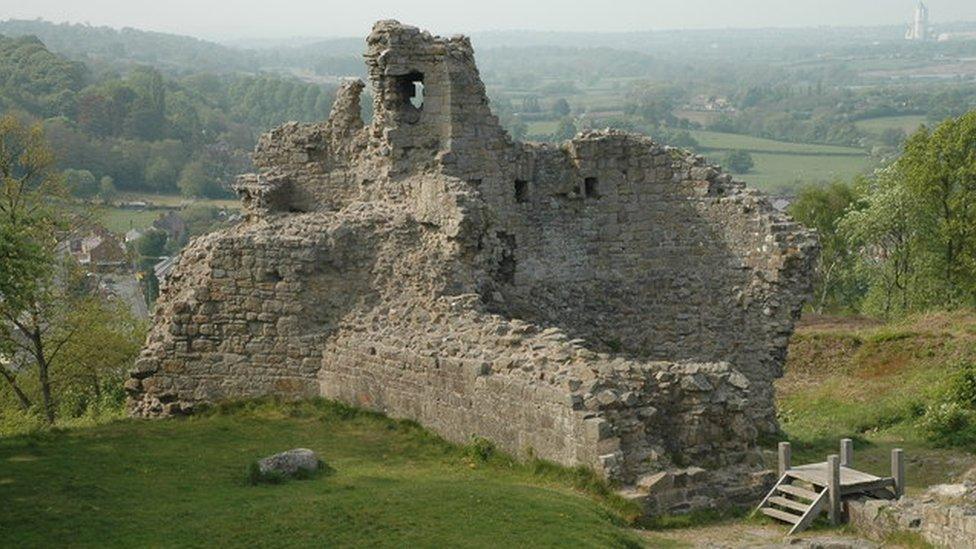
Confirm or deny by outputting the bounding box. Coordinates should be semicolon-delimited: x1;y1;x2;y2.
906;2;930;41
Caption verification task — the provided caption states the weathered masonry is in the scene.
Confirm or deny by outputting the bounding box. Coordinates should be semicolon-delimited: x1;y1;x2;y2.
127;21;818;514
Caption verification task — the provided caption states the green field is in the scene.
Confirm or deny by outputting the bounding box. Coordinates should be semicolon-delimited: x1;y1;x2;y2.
94;194;241;235
97;207;166;234
690;130;866;156
854;115;928;136
526;120;560;136
688;130;873;191
0;400;652;547
731;152;874;192
118;192;240;210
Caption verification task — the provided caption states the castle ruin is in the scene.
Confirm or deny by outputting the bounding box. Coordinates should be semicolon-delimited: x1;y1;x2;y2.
126;21;818;514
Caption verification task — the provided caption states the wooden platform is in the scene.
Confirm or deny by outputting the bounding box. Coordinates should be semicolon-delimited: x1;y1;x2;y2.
754;440;905;535
786;462;896;495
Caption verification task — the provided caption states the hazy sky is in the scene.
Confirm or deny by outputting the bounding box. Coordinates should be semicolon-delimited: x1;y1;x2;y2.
5;0;976;40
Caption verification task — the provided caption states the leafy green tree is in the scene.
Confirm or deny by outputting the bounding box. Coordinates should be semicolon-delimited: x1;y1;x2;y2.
723;150;755;174
898;114;976;306
64;168;98;198
135;229;168;259
181;204;224;238
551;117;578;141
0;115;70;422
144;157;179;192
840;167;916;318
551;98;571;117
99;176;117;201
178;159;214;198
789;181;862;312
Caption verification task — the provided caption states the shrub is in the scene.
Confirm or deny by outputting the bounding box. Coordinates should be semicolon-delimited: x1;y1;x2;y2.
919;401;976;447
946;362;976;408
465;436;496;462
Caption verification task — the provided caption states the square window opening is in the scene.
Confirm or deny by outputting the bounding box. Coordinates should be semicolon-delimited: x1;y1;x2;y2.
514;179;529;203
584;177;599;198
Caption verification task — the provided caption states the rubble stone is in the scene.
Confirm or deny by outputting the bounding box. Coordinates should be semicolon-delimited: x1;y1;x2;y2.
257;448;321;476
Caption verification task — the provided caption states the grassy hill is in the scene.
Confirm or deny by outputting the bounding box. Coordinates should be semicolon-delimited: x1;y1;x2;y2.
4;313;975;546
0;400;653;547
776;312;976;490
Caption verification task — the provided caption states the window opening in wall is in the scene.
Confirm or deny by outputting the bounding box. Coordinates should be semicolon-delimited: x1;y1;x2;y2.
410;79;424;109
584;177;599;198
393;71;425;123
514;179;529;203
496;232;517;284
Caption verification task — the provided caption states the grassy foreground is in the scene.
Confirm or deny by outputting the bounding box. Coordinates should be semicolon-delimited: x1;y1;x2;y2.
0;399;649;548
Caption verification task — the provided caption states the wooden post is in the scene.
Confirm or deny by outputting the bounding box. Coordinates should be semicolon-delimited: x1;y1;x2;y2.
778;442;791;478
828;454;841;525
840;438;853;468
891;448;905;498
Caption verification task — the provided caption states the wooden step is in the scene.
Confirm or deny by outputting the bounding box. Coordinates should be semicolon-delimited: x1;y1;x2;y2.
768;496;810;513
761;507;802;524
777;484;819;501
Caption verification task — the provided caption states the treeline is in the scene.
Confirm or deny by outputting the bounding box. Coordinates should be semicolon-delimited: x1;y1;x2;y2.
791;110;976;318
0;19;251;74
0;34;336;198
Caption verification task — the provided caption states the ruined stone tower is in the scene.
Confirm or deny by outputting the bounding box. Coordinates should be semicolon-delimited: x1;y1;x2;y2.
127;21;818;514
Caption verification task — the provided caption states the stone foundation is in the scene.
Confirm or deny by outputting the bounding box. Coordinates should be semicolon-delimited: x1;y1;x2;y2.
127;20;817;512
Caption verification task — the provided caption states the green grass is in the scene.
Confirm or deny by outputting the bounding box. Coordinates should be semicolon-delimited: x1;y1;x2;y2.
685;130;874;192
0;399;646;548
89;193;241;234
854;115;928;136
526;120;559;137
689;130;865;156
118;192;240;210
735;152;874;192
97;207;166;234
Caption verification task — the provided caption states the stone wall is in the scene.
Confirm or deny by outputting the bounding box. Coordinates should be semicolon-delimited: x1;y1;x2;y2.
127;20;817;513
848;479;976;548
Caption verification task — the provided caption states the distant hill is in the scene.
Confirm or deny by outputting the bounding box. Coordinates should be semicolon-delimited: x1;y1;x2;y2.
0;19;252;74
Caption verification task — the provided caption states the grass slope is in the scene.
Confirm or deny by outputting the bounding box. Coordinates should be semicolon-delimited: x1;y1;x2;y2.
0;400;648;548
775;312;976;491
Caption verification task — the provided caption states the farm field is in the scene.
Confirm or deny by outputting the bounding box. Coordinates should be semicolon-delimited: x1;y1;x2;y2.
94;193;241;235
690;130;873;192
690;130;865;156
854;115;928;136
733;152;874;192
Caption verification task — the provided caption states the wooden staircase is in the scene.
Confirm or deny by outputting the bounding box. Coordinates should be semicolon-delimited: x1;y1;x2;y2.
754;439;905;535
755;475;829;535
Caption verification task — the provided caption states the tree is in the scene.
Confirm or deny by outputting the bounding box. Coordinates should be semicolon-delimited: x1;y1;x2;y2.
64;168;97;198
0;114;69;422
898;114;976;306
551;98;571;117
723;150;755;174
135;229;168;259
839;167;916;318
551;117;578;142
144;156;179;192
789;181;862;313
99;176;117;201
1;116;143;423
